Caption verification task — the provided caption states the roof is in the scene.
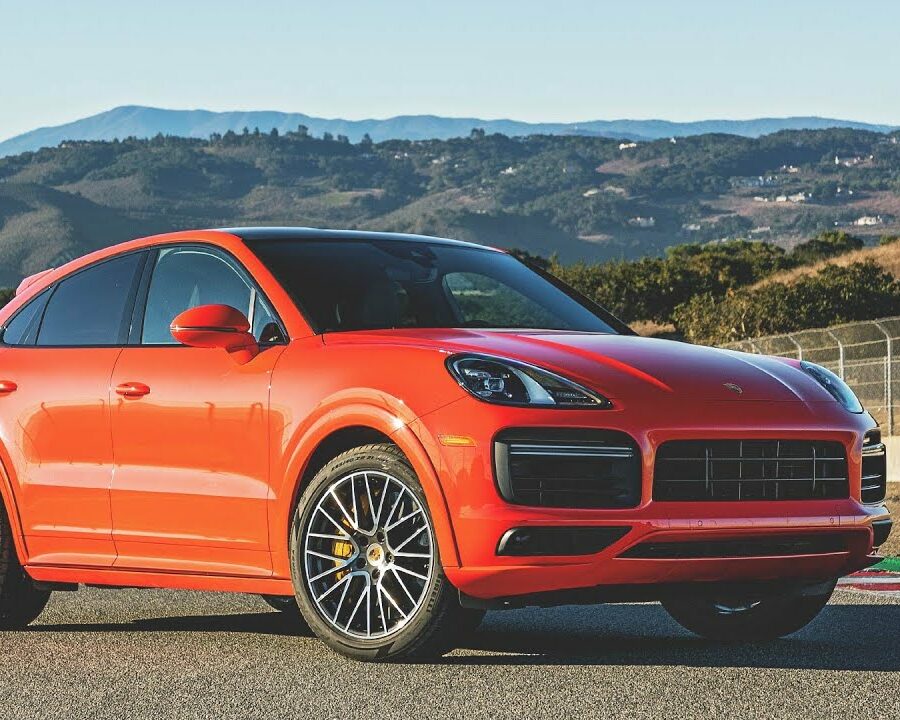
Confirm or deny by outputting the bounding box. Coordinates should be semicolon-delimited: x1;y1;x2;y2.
216;226;497;251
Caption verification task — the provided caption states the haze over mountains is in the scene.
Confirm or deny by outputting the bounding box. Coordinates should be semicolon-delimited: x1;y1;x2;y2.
1;105;897;157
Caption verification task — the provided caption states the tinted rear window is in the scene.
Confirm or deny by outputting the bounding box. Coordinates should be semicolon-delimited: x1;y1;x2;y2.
2;289;51;346
37;253;144;346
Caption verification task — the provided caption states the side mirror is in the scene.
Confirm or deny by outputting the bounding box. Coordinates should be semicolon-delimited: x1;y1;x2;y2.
170;304;259;364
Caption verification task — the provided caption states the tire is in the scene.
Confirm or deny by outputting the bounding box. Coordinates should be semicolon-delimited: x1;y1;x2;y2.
0;499;51;629
290;443;469;662
662;579;837;642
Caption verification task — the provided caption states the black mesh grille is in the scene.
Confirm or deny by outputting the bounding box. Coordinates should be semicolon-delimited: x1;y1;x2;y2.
653;439;849;502
494;428;641;509
620;534;848;559
861;431;887;504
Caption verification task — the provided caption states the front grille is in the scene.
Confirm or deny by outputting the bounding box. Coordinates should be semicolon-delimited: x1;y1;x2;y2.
861;431;887;504
620;533;848;559
494;428;641;509
653;439;849;502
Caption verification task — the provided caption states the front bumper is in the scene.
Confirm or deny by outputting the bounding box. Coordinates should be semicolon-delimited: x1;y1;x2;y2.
412;395;888;601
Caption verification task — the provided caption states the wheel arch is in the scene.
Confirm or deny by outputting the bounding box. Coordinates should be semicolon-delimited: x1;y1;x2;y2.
271;404;461;577
0;442;29;565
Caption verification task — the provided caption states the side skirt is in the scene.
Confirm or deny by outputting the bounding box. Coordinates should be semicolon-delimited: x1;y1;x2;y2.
25;565;295;595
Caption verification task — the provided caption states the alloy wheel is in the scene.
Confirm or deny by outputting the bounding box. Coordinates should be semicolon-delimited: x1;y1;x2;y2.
302;470;435;640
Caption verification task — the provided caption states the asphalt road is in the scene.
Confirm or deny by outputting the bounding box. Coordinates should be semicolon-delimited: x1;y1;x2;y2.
1;587;897;720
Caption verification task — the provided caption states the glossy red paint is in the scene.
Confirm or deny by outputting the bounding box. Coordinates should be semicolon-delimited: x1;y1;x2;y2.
170;304;260;363
0;229;889;603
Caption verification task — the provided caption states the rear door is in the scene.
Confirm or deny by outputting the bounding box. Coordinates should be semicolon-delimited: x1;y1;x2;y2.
0;252;147;567
109;244;286;577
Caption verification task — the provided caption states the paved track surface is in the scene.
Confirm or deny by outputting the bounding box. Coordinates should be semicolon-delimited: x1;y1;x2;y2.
1;587;897;719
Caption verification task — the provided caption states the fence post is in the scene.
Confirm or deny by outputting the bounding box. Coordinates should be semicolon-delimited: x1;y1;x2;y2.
787;333;803;361
826;330;845;378
874;321;894;436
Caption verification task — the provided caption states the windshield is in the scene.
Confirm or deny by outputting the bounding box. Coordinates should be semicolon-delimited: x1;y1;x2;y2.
247;238;627;334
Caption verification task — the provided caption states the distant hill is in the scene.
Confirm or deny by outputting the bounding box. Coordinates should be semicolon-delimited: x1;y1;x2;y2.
2;126;900;287
0;105;896;157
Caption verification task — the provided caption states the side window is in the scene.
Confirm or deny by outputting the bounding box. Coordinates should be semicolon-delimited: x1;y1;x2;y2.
37;253;144;346
252;295;285;343
141;247;282;344
2;289;51;346
444;272;566;329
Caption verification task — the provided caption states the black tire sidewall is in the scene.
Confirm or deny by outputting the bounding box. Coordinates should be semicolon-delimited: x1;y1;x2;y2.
0;499;51;629
289;445;450;661
663;582;836;641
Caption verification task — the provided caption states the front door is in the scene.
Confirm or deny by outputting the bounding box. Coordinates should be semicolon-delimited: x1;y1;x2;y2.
109;245;286;577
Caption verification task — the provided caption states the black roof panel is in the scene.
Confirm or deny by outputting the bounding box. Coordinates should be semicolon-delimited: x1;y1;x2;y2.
217;226;496;251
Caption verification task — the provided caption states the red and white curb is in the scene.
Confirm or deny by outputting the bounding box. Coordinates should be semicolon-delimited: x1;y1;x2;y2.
838;569;900;594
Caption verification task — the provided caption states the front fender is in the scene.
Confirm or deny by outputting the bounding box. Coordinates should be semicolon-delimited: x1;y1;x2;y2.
268;397;461;578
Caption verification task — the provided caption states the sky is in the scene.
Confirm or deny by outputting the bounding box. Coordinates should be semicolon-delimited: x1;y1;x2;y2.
1;0;899;141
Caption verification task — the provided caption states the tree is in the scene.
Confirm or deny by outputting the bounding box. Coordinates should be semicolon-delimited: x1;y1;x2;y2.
671;261;900;345
296;124;309;138
360;133;373;148
791;230;863;265
322;132;334;142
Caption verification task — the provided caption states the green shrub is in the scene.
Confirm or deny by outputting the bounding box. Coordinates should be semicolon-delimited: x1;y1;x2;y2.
790;230;863;264
672;261;900;345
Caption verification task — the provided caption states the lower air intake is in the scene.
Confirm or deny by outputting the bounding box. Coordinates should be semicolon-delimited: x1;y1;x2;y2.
620;534;848;559
494;428;641;509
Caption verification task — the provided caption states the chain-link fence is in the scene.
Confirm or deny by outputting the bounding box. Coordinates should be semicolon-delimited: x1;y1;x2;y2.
723;317;900;435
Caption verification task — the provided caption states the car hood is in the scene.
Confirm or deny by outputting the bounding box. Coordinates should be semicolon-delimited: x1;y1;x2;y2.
323;328;824;404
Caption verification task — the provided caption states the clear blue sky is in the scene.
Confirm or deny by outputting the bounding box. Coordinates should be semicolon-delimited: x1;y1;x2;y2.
2;0;899;141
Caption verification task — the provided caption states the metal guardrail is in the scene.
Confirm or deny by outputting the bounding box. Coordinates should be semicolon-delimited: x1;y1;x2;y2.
723;317;900;435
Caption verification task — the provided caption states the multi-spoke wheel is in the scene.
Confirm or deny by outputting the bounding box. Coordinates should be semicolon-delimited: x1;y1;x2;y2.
291;443;480;661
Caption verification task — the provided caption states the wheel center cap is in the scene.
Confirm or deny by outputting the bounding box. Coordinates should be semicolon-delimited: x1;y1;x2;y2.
366;543;385;565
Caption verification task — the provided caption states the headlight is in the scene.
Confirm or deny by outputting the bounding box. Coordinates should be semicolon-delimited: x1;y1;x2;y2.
446;354;612;408
800;361;863;413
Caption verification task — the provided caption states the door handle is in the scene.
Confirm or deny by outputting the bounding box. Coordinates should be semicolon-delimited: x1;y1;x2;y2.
0;380;17;394
115;382;150;398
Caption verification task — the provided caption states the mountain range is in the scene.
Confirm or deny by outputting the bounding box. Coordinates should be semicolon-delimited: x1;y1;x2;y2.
2;125;899;287
1;105;897;157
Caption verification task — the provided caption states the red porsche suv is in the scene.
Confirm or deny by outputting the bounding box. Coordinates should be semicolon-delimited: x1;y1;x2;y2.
0;227;891;661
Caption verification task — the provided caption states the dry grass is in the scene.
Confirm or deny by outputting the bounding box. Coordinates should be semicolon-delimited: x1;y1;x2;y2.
630;320;678;338
595;156;669;176
882;490;899;558
751;241;900;290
